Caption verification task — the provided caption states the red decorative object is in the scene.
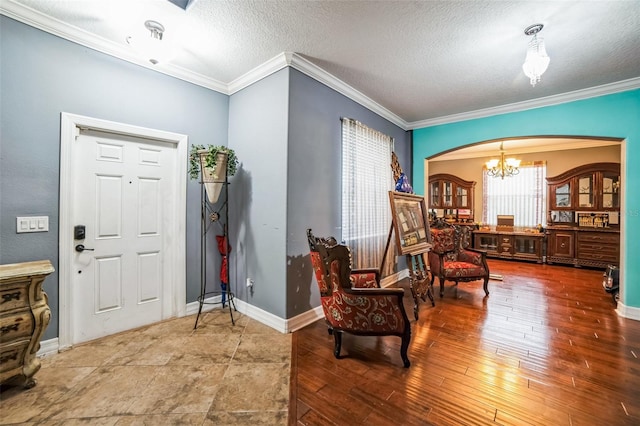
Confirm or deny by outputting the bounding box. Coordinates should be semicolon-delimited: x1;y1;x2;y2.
216;235;231;305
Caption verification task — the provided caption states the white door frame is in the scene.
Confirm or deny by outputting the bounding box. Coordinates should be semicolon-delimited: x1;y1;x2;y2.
59;112;187;350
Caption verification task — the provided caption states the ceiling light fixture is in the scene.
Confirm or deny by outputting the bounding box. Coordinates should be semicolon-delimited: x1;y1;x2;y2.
127;20;173;65
522;23;550;87
485;142;521;179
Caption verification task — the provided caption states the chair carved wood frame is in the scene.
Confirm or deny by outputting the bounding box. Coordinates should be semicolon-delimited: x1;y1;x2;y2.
428;220;490;298
307;229;412;368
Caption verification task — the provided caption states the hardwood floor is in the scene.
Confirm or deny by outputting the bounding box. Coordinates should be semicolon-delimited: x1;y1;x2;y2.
289;259;640;425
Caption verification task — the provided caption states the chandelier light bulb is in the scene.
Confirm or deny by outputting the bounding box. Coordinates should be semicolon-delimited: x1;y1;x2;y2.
485;142;521;179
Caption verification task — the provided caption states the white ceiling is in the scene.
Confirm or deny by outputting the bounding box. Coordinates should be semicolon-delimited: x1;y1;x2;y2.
3;0;640;130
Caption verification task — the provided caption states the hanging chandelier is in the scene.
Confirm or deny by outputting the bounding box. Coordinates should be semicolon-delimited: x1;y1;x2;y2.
485;142;521;179
522;24;550;87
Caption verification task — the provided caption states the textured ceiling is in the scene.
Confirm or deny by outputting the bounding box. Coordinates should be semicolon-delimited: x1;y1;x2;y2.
4;0;640;126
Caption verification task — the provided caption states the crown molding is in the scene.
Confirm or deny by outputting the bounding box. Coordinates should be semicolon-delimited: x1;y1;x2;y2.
0;0;228;94
227;52;291;94
409;77;640;130
287;53;408;129
3;0;638;132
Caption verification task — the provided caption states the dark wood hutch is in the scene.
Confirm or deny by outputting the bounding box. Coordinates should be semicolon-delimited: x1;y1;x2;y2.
545;162;620;268
428;174;476;247
428;174;475;222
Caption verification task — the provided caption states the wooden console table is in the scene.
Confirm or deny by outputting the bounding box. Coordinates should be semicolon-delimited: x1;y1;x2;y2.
473;227;545;263
0;260;53;388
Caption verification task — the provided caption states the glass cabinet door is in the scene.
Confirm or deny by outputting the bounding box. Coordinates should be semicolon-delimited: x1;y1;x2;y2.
514;236;538;254
429;181;440;207
577;174;594;208
456;186;468;208
554;183;572;208
476;235;498;253
601;172;620;209
443;181;453;207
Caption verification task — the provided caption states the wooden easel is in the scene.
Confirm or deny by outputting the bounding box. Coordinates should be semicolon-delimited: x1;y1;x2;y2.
384;152;434;320
380;223;434;321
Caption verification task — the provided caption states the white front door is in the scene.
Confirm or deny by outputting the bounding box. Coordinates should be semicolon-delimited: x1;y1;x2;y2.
70;128;177;344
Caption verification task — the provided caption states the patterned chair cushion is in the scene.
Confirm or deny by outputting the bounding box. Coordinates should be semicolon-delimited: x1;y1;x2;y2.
442;261;486;278
322;261;406;333
431;227;456;253
350;272;379;288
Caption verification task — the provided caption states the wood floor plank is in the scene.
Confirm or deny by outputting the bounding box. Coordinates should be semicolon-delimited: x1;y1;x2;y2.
290;259;640;425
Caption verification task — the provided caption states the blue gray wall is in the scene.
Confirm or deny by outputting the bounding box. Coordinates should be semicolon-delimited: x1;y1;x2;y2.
228;68;290;318
0;17;229;339
227;68;412;319
286;68;412;318
0;16;413;337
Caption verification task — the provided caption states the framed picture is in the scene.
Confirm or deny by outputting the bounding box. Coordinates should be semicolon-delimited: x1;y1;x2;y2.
388;191;432;255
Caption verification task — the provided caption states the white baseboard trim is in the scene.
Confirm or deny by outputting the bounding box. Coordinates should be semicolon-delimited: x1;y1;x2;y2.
287;306;325;333
185;294;224;316
186;295;289;333
36;268;415;355
380;269;409;287
616;301;640;321
37;338;60;357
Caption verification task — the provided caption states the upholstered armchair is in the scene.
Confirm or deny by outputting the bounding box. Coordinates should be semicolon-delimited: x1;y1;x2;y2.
307;229;412;367
428;221;490;298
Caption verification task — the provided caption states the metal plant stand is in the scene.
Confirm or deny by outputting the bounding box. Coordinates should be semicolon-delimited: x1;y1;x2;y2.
193;174;237;329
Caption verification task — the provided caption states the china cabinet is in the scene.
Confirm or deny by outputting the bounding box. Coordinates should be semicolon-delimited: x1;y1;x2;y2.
546;163;620;268
428;174;475;221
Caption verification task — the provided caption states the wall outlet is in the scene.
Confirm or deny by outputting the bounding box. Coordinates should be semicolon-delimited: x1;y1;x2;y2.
246;278;254;287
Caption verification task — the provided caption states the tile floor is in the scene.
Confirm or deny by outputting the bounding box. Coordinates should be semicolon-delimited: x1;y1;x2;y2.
0;309;291;425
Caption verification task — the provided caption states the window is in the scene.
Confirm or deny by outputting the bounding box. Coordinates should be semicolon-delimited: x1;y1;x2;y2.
482;162;546;227
341;118;394;271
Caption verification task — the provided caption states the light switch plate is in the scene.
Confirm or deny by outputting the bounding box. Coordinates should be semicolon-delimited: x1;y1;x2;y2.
16;216;49;233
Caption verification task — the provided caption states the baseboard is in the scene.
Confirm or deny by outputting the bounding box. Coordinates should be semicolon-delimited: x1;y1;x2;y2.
234;298;288;333
286;306;324;333
37;268;415;355
380;268;409;288
37;337;60;357
185;294;223;316
186;295;288;332
616;301;640;321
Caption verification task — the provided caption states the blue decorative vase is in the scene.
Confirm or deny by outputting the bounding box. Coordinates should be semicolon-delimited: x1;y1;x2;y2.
395;173;413;193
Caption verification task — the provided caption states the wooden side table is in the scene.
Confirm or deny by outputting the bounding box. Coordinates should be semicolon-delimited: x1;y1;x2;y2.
0;260;53;388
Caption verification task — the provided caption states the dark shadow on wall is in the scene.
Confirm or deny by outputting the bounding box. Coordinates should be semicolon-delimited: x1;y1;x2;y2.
228;166;255;301
286;253;313;318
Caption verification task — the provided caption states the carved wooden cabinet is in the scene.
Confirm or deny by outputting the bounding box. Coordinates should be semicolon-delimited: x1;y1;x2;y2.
0;260;53;388
473;228;544;263
428;174;475;220
546;163;620;268
547;228;575;260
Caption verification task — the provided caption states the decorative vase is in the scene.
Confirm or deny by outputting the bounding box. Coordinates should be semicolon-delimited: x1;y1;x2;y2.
198;150;228;203
395;173;413;193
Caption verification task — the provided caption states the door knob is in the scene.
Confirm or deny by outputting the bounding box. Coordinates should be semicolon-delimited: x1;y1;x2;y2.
75;244;94;253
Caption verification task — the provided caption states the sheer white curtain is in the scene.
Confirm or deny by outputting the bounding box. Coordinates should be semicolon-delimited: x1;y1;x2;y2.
341;118;394;272
482;162;547;227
